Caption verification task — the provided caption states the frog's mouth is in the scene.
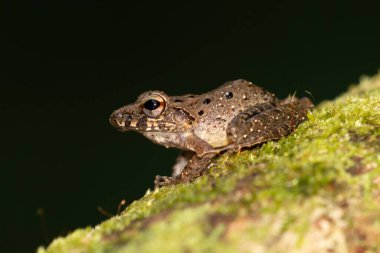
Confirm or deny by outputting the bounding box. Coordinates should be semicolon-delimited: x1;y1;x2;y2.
109;110;136;132
110;111;178;133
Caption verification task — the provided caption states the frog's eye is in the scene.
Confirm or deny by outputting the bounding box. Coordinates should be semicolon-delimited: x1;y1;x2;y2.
142;94;166;117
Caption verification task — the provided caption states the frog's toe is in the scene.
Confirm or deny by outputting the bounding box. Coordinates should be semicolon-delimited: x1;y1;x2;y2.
154;175;177;188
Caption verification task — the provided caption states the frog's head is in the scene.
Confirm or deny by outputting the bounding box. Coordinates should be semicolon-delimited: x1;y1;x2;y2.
109;91;195;136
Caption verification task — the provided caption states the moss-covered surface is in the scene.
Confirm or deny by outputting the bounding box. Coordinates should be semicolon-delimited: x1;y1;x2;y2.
39;73;380;253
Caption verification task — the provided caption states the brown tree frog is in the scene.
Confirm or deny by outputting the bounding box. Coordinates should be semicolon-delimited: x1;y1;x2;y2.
110;79;313;187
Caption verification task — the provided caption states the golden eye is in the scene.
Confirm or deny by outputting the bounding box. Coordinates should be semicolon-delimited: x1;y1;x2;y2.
142;94;166;117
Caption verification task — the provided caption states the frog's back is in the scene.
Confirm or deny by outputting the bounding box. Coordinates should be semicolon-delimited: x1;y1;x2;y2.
184;79;277;148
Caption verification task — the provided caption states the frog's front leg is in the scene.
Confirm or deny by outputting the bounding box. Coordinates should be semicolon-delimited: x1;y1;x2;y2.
155;153;216;188
226;97;313;149
171;151;194;177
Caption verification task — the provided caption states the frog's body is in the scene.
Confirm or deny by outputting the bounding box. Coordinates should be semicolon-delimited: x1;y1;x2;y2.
110;79;313;187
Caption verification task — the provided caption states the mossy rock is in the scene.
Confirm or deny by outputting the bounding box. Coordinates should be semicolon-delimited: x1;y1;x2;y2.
38;73;380;253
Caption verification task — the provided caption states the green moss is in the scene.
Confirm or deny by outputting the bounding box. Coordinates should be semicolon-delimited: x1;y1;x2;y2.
38;73;380;253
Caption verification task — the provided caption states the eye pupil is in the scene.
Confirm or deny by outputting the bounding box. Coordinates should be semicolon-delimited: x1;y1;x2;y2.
142;94;166;117
144;99;160;110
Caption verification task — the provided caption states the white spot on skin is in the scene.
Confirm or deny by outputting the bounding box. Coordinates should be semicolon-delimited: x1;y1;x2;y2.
250;128;253;132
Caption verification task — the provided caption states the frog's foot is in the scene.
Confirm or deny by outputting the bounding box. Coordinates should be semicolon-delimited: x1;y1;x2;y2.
155;153;216;188
154;175;180;188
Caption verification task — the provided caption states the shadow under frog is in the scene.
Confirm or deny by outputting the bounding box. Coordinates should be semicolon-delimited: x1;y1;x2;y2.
109;79;313;188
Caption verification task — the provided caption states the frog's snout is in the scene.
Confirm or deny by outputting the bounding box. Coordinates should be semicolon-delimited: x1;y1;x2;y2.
109;110;134;131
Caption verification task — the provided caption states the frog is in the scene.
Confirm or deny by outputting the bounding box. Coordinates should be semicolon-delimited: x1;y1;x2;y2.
109;79;313;188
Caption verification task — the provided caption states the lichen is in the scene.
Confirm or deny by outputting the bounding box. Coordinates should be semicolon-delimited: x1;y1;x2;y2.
38;72;380;253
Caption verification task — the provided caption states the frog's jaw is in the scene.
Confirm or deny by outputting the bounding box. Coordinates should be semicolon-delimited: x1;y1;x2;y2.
110;108;181;133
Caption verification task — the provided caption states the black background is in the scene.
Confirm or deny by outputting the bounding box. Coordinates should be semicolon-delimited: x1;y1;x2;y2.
1;1;380;252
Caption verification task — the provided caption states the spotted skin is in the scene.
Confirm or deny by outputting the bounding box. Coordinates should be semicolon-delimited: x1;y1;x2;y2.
109;79;313;187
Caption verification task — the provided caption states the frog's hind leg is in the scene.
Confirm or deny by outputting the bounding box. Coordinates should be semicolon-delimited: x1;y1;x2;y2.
226;97;313;149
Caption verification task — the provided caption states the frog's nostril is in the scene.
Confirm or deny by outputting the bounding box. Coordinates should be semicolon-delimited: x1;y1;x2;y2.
109;111;136;131
110;112;124;128
124;115;133;127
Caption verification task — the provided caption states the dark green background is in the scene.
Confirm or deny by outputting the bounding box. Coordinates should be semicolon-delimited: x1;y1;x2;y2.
1;1;380;252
